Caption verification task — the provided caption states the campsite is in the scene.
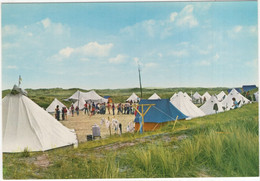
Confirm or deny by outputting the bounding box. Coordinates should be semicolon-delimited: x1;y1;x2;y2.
2;86;259;178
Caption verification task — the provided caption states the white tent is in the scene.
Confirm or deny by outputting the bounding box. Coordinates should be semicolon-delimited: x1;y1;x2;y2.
170;92;205;119
68;90;107;104
148;93;161;100
254;91;258;102
192;92;202;103
202;92;211;102
217;91;227;101
46;98;69;114
184;92;192;101
222;88;250;110
200;95;224;115
126;93;140;103
2;86;78;152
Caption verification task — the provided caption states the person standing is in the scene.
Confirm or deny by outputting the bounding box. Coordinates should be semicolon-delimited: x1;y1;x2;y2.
55;105;60;121
112;103;115;115
75;106;79;116
119;123;122;135
84;101;89;115
71;104;74;117
61;107;65;120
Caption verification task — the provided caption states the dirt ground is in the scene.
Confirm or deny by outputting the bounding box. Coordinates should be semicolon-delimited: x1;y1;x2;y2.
59;110;135;143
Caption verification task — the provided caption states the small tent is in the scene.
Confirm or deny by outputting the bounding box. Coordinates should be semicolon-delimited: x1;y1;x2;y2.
202;92;211;102
170;92;205;119
46;98;69;114
148;93;161;100
2;85;78;152
134;99;188;131
192;92;202;103
217;91;227;101
126;93;140;103
200;95;224;115
222;88;250;110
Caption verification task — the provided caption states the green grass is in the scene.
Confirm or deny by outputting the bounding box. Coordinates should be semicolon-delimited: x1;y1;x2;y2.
3;103;259;179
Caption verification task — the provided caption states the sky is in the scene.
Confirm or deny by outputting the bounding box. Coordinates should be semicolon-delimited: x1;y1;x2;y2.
1;1;259;90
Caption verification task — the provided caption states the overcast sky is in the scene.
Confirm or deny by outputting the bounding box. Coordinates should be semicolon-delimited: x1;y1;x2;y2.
1;1;258;90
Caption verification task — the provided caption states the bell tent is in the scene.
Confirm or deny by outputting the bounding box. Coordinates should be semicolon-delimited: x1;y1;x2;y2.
200;95;224;115
192;92;202;103
134;99;188;131
170;92;205;119
217;91;227;101
202;92;211;102
148;93;161;100
46;98;69;114
2;85;78;152
222;88;250;110
184;92;192;101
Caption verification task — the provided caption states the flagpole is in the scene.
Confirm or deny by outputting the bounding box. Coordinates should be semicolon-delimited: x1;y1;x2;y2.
138;64;143;99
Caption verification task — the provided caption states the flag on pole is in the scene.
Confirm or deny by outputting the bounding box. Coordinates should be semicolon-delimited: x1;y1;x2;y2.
18;75;22;87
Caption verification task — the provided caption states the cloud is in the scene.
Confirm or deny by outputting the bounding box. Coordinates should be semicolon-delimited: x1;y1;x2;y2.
6;65;18;69
41;18;51;29
48;42;113;62
2;25;19;36
176;5;198;28
170;12;178;22
109;54;127;64
145;62;157;68
234;26;243;33
170;50;188;57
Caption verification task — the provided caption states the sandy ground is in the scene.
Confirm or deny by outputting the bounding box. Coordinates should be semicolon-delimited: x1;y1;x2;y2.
58;109;135;143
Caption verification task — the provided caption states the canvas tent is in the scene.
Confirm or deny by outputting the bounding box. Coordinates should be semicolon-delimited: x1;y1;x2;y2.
192;92;202;103
170;92;205;119
170;93;177;101
134;99;188;131
222;88;250;110
148;93;161;100
126;93;140;103
73;97;86;110
202;92;211;102
2;85;78;152
200;95;224;115
46;98;69;114
67;90;108;104
254;91;258;102
217;91;227;101
242;85;257;92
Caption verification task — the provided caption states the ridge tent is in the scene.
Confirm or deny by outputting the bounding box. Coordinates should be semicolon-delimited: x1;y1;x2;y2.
2;85;78;152
67;90;108;104
46;98;70;114
202;92;211;102
222;88;250;110
126;93;140;103
134;99;188;131
148;93;161;100
217;91;227;102
170;92;205;119
200;95;224;115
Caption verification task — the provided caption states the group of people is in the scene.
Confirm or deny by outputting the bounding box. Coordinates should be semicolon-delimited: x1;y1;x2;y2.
55;105;68;121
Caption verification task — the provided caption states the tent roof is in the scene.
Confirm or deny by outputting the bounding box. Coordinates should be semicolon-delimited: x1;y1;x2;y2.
134;99;188;123
193;92;202;99
227;88;242;93
242;85;257;92
2;93;77;152
202;92;211;100
126;92;140;102
170;92;205;118
148;93;161;100
217;91;227;101
68;90;107;103
200;95;224;115
184;92;192;101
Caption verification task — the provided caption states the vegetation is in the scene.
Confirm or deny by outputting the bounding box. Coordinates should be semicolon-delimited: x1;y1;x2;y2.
3;103;259;179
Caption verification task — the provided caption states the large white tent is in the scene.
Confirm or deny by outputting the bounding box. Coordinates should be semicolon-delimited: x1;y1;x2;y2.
217;91;227;101
73;97;86;110
202;92;211;102
170;92;205;119
2;86;78;152
148;93;161;100
126;93;140;102
222;88;250;110
46;98;69;114
200;95;224;115
68;90;107;104
254;91;258;102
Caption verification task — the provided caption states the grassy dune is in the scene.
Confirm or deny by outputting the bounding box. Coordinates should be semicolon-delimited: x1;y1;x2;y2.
3;102;258;179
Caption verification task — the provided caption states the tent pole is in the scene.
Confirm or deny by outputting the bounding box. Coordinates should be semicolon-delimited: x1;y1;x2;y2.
138;64;143;99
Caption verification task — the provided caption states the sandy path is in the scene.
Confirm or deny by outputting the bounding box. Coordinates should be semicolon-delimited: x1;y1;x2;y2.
59;110;135;143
